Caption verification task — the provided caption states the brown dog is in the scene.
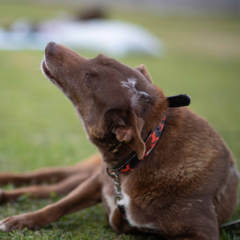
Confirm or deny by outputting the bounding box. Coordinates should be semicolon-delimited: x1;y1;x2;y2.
0;42;238;239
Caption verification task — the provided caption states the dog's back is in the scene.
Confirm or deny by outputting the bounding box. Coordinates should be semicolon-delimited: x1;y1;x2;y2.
163;107;238;225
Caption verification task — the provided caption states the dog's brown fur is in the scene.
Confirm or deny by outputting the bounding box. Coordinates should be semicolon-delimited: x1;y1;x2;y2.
0;42;238;239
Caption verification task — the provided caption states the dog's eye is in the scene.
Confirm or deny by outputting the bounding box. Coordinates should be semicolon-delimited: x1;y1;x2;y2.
85;74;91;87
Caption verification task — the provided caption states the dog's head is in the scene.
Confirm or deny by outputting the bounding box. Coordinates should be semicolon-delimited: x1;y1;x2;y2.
41;42;168;161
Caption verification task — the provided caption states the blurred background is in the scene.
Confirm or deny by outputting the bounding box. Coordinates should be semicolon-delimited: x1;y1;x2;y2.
0;0;239;239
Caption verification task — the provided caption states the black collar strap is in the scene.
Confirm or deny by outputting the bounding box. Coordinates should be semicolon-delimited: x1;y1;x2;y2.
167;94;191;108
108;116;166;175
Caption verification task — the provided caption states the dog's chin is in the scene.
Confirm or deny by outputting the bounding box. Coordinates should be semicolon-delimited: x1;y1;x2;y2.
41;59;66;92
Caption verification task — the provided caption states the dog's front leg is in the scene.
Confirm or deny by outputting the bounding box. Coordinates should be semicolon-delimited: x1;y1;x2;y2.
0;172;102;231
0;173;92;205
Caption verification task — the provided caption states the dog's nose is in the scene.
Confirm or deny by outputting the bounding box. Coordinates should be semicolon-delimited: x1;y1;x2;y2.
45;42;56;56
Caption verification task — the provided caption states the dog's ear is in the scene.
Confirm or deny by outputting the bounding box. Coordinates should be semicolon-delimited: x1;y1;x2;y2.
111;111;146;159
135;64;152;84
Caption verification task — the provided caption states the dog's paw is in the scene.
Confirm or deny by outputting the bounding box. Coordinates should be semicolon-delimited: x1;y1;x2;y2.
0;215;31;232
0;212;43;232
0;217;22;232
0;218;12;232
0;219;9;232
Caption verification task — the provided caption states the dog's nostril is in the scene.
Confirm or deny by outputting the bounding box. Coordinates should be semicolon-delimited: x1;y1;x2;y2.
45;41;56;56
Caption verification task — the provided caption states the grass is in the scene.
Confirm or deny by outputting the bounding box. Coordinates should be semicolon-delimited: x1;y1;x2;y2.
0;1;240;239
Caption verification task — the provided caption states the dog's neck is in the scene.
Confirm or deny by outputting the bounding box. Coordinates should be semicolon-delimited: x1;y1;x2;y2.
109;116;166;175
96;86;168;169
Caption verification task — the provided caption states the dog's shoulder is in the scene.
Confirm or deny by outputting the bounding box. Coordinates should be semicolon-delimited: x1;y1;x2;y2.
124;107;235;204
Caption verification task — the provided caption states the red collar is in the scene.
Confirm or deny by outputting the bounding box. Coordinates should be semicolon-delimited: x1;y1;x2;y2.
107;116;165;176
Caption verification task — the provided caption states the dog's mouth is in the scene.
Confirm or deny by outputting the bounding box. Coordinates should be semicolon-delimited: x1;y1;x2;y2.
41;59;66;92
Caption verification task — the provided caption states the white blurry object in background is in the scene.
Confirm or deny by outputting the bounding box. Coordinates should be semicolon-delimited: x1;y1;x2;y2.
0;17;163;57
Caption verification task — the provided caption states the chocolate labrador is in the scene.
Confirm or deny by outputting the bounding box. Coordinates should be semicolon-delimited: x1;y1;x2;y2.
0;42;238;240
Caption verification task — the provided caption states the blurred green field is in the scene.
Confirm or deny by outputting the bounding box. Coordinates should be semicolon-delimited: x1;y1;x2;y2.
0;1;240;239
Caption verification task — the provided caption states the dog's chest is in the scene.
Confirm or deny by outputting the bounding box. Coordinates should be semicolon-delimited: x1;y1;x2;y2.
102;182;156;231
